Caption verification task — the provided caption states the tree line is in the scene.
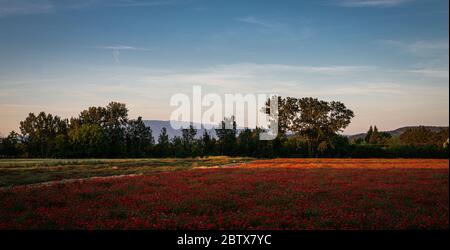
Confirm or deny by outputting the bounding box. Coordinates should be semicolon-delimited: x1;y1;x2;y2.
0;99;448;158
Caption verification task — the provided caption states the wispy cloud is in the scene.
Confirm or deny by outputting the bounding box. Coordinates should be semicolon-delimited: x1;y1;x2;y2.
106;0;179;7
234;16;283;29
379;39;449;69
132;62;378;92
377;39;449;79
407;40;449;55
214;63;375;74
0;0;180;17
407;69;449;79
2;62;448;134
377;39;403;47
377;39;449;61
96;45;152;51
0;0;53;17
335;0;412;7
378;39;449;52
95;45;153;63
67;0;180;8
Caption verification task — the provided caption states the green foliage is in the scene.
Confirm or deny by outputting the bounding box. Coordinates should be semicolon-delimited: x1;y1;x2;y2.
19;112;68;158
387;145;448;158
365;126;373;143
2;100;448;159
182;124;198;157
156;127;170;157
386;136;402;147
266;96;354;157
8;102;155;159
350;144;448;158
69;124;106;157
399;126;449;147
125;117;154;157
364;125;392;146
199;130;214;157
215;116;238;156
0;131;23;157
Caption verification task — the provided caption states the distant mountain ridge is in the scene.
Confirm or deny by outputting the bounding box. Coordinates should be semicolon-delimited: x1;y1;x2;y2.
143;120;216;139
347;126;449;141
144;121;448;141
144;120;246;139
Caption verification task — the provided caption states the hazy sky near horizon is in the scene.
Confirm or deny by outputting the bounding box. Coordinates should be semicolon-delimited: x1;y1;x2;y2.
0;0;448;135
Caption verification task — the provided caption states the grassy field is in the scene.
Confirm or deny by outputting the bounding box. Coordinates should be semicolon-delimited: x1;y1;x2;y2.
0;158;448;229
0;157;254;187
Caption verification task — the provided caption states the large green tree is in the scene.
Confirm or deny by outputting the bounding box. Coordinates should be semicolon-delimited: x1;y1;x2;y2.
19;112;68;157
0;131;22;157
215;116;238;156
268;97;354;157
182;124;197;157
70;102;129;157
199;130;214;157
125;117;154;157
104;102;128;157
69;123;106;157
365;126;373;143
156;127;170;157
400;126;449;147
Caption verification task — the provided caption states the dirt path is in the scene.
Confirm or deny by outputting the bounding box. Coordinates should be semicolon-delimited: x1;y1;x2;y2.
0;163;246;191
0;173;144;191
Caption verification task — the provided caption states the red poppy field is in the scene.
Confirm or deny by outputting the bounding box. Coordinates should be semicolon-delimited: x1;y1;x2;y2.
0;158;448;230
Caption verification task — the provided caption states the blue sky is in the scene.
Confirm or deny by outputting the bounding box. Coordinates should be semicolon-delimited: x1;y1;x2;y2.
0;0;448;135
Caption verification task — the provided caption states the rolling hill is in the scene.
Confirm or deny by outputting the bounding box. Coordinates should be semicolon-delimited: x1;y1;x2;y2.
347;126;448;141
144;121;448;141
